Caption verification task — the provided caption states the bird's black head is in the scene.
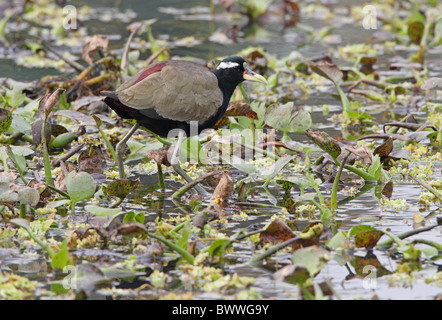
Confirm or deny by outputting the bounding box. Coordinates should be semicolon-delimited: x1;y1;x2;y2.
212;56;267;96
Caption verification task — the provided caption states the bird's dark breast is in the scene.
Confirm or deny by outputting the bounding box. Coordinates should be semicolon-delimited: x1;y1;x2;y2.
104;96;227;138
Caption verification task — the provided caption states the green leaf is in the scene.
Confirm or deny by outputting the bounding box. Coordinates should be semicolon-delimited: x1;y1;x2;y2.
84;205;122;217
123;211;145;224
260;155;294;182
223;155;257;175
264;102;312;135
292;246;330;277
9;218;30;230
51;239;71;270
5;88;26;108
65;171;96;212
205;238;232;259
308;60;351;114
10;114;31;135
181;136;206;165
348;225;376;237
367;154;382;181
326;231;349;250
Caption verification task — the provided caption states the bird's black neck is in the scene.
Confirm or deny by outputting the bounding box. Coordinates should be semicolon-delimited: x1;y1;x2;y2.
196;69;243;133
212;69;242;99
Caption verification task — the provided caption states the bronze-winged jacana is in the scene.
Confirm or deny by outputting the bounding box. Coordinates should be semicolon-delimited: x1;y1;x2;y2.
102;56;267;196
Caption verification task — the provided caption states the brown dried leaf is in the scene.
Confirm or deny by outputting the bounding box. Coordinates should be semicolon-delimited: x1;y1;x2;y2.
82;35;109;65
341;144;372;166
374;137;393;158
211;173;234;202
31;119;51;146
225;102;258;119
260;217;295;245
354;230;383;249
381;181;393;199
38;88;64;120
307;59;343;86
78;145;105;174
116;222;148;236
55;161;77;192
146;147;170;166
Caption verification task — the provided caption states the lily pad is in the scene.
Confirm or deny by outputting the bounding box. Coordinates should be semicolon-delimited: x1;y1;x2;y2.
107;178;140;199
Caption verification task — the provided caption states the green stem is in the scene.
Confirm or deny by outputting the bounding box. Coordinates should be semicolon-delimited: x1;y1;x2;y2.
342;163;377;181
247;236;301;265
98;125;118;163
19;204;27;219
411;176;442;202
41;122;54;187
70;201;76;215
147;232;194;264
145;128;172;146
411;239;442;251
331;152;350;210
238;83;249;103
378;224;440;249
157;163;166;190
47;185;70;198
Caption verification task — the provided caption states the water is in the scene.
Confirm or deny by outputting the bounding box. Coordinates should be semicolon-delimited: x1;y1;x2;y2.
0;0;441;300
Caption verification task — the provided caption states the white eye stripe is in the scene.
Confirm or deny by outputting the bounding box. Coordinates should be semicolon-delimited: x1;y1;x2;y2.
216;61;240;69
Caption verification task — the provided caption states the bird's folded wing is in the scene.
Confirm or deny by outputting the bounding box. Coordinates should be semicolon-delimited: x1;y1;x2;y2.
117;62;223;123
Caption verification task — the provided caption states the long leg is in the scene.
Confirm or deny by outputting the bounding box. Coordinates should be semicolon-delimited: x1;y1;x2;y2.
116;123;140;179
170;130;210;197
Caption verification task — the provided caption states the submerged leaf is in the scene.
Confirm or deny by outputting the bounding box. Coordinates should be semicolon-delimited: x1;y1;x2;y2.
0;109;12;133
78;145;105;174
107;178;140;199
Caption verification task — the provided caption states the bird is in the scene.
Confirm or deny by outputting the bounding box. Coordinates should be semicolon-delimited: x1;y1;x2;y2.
101;56;267;196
